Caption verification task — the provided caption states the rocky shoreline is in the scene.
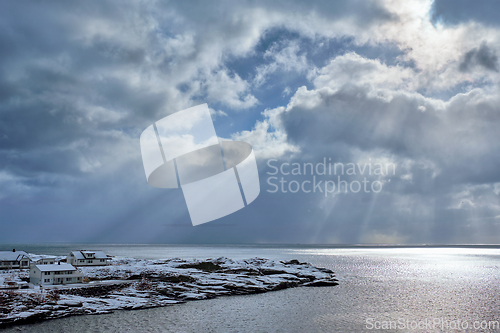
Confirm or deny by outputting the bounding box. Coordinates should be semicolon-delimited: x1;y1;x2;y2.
0;257;338;328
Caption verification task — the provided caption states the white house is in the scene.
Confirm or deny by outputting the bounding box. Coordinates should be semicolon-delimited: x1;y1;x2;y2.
30;255;57;266
30;263;83;285
0;250;30;269
67;250;109;267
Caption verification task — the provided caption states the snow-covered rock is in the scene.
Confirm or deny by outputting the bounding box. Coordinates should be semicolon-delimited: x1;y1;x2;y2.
0;257;338;327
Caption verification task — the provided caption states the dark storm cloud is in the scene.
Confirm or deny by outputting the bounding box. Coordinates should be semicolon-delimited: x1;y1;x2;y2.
0;1;193;243
1;0;499;245
459;43;499;72
0;0;400;243
0;1;168;177
0;0;394;180
431;0;500;27
167;0;395;28
256;79;500;244
281;85;500;187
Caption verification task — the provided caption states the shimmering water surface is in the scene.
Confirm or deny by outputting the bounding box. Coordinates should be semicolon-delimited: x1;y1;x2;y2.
1;245;499;332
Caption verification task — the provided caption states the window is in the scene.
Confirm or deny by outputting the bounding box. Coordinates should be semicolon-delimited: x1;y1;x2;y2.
87;260;93;263
49;262;53;264
100;259;105;262
44;279;50;282
44;272;50;275
22;261;28;266
66;278;72;282
79;260;84;263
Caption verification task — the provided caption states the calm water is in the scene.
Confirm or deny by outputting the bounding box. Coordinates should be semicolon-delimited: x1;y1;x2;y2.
1;245;499;332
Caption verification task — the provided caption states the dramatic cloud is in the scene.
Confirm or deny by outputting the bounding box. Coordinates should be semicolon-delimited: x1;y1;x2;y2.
0;0;499;244
432;0;500;27
459;43;499;72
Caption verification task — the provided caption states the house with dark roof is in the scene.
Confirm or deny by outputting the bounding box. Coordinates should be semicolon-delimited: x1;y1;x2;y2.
0;249;30;269
66;250;109;267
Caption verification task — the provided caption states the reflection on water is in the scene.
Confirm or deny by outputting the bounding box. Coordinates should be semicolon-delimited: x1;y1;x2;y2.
2;245;499;332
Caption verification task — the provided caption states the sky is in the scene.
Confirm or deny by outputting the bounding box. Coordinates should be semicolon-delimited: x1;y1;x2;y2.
1;0;500;244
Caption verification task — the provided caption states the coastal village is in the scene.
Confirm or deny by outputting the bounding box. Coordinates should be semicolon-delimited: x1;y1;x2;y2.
0;249;110;289
0;249;338;327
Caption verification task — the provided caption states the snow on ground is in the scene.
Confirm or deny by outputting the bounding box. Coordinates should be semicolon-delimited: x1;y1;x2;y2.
0;257;338;327
0;270;28;286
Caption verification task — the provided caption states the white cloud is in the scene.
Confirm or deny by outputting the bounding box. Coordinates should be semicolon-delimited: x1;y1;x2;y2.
205;70;258;109
209;108;228;119
312;52;415;91
369;0;500;91
254;41;310;86
232;106;299;159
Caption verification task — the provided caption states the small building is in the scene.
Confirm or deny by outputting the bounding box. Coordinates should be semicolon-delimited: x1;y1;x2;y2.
67;250;109;267
0;250;30;269
30;255;57;266
30;263;83;285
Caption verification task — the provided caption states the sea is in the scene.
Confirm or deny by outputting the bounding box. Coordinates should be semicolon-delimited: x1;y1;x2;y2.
1;244;499;332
